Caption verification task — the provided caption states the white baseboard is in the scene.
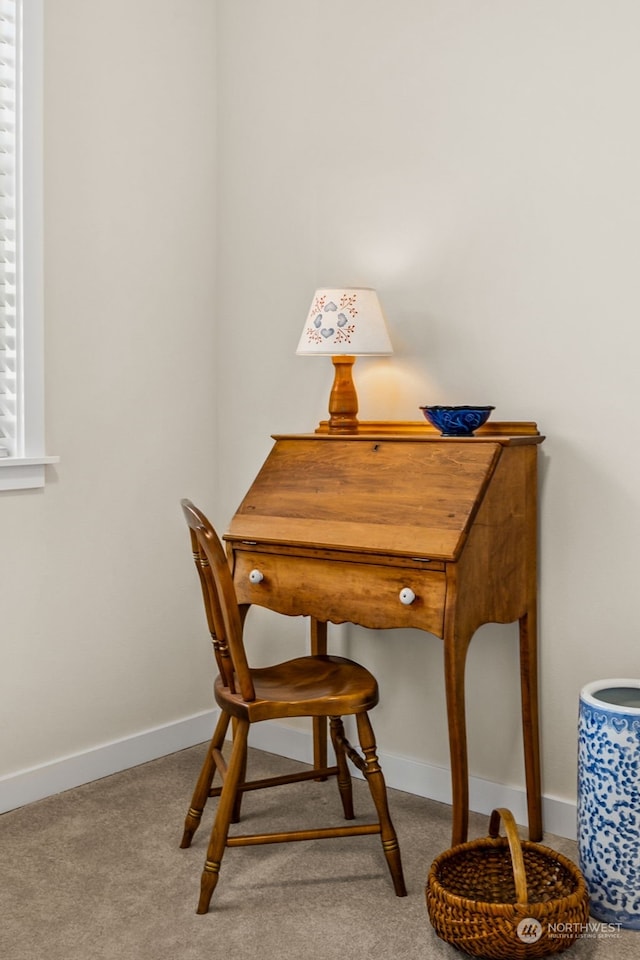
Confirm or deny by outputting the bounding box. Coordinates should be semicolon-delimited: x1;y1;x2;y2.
0;711;578;840
0;710;217;816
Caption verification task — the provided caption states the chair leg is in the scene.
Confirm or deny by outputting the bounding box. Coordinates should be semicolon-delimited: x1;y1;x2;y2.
355;712;407;897
329;716;355;820
197;717;250;914
230;716;247;824
181;710;231;848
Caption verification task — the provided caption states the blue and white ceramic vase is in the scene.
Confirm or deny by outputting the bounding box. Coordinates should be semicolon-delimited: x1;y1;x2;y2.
578;678;640;929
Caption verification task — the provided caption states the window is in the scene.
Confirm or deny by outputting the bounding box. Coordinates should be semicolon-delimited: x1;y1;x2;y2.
0;0;55;491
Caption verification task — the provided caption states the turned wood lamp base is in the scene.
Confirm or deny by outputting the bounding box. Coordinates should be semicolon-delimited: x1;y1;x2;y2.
327;355;359;434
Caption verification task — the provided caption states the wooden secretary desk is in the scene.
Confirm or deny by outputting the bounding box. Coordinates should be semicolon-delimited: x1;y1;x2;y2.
224;420;544;846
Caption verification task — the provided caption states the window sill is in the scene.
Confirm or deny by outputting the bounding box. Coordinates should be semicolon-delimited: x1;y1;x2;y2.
0;456;60;491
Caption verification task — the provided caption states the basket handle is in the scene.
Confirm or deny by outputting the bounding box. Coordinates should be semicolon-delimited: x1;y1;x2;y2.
488;807;529;904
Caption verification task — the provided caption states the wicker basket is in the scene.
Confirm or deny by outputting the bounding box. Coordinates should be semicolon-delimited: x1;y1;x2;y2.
426;808;590;959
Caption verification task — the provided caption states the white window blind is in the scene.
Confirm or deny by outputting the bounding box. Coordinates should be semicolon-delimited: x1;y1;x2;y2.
0;0;18;459
0;0;54;490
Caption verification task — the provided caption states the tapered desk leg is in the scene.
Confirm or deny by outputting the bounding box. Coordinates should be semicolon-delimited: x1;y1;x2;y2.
310;618;328;778
444;629;473;847
520;609;543;840
445;613;543;848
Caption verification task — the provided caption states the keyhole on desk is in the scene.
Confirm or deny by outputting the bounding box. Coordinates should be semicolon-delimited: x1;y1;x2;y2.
372;444;380;452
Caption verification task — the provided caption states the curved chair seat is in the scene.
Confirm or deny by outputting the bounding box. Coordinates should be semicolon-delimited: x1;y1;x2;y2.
215;654;379;722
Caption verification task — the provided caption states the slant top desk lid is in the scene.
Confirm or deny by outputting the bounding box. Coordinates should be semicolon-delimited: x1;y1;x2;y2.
225;423;543;562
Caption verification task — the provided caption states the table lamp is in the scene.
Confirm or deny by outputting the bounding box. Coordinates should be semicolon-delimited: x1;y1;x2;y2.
296;288;392;434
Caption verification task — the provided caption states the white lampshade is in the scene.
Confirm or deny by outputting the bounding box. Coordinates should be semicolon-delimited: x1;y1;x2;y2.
296;288;393;356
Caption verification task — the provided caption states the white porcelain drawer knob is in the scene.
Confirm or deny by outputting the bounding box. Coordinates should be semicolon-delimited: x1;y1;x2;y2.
249;569;264;584
399;587;416;605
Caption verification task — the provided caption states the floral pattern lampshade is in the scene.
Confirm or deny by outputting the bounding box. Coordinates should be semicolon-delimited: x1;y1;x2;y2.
296;288;392;356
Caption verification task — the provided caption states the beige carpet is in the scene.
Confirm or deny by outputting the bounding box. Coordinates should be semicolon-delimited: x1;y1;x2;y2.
1;743;637;960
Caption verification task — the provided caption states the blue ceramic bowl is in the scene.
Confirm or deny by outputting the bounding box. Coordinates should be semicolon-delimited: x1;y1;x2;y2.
420;405;494;437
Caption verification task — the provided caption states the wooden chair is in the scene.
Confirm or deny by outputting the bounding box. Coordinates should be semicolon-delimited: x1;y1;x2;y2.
179;499;407;914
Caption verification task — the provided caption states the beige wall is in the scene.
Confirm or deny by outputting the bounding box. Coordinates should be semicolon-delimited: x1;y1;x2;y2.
0;1;217;776
215;0;640;814
3;0;639;829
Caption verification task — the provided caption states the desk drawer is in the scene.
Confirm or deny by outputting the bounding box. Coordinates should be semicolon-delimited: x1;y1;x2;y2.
233;551;446;636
